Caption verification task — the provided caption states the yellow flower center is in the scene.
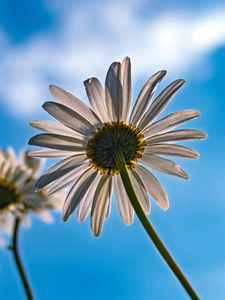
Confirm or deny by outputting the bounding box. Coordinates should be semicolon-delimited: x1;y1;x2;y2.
86;121;145;175
0;178;20;209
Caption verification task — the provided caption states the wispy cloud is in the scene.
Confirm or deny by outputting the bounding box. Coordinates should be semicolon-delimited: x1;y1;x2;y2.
0;1;225;116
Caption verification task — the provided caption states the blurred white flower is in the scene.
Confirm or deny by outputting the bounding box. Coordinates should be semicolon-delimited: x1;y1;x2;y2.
29;57;206;236
0;148;63;246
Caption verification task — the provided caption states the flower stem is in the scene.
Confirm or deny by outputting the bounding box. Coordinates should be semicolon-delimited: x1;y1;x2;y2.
114;150;199;300
11;217;34;300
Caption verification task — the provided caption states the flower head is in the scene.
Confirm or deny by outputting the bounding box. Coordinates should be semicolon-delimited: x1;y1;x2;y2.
0;148;63;231
29;57;206;236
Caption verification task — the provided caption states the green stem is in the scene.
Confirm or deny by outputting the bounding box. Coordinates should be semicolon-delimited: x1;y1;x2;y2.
11;217;34;300
114;150;199;300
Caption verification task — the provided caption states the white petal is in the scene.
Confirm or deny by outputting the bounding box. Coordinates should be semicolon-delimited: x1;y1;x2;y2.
30;120;85;139
22;194;42;207
77;173;102;222
49;84;102;126
145;129;207;144
79;176;114;223
144;144;199;159
134;165;169;210
21;215;31;228
47;154;87;173
105;178;113;219
34;158;88;191
114;175;134;224
47;163;90;195
62;168;97;221
18;181;34;194
14;169;32;189
0;148;16;163
91;175;112;236
6;165;22;182
130;170;150;214
0;214;13;234
105;62;122;121
142;109;200;138
47;193;64;210
129;70;167;125
29;148;80;158
19;149;43;176
35;211;54;224
84;78;110;123
138;79;185;129
43;101;95;136
29;133;86;152
120;57;132;121
0;161;11;178
140;154;189;179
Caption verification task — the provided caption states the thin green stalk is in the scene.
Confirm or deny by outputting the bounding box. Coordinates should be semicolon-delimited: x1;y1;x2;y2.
11;217;34;300
114;150;199;300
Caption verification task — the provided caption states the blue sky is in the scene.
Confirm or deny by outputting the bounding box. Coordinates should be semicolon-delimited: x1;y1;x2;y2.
0;0;225;299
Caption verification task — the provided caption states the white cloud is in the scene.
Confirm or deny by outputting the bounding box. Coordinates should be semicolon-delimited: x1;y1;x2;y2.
0;1;225;117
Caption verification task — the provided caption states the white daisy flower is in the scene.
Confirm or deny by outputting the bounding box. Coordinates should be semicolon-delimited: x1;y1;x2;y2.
29;57;206;236
0;148;63;226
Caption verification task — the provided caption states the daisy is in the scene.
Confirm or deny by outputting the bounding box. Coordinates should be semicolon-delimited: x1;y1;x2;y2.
29;57;206;237
0;148;62;224
0;148;64;299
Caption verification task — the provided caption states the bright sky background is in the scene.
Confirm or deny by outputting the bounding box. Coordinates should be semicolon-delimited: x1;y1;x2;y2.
0;0;225;299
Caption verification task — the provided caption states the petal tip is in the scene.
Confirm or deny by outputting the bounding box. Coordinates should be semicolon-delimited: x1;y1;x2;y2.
27;151;33;157
180;170;190;180
174;79;185;87
92;229;101;237
49;84;57;91
156;70;167;80
77;214;85;223
124;219;133;225
42;101;54;111
42;102;47;109
110;61;121;69
122;56;131;63
163;201;170;211
28;137;33;145
29;121;34;127
62;213;69;222
84;78;90;84
202;132;207;139
193;151;200;159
